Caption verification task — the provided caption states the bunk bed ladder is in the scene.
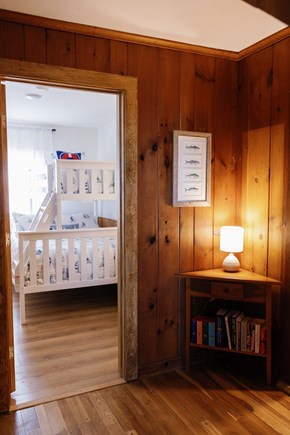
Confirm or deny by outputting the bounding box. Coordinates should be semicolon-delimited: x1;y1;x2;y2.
15;192;57;278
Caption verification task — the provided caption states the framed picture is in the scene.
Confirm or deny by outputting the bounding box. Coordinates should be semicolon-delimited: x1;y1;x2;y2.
173;130;212;207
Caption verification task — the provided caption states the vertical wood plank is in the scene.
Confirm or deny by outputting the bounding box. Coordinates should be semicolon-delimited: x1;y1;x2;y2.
0;21;24;60
75;35;110;73
128;44;159;365
24;26;46;63
110;41;127;75
75;34;96;70
243;47;273;275
193;55;215;271
238;56;250;272
213;58;239;269
158;48;180;360
94;38;111;73
179;52;196;273
46;29;76;68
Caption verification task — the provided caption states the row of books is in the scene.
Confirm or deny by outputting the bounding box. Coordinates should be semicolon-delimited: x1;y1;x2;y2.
191;309;266;355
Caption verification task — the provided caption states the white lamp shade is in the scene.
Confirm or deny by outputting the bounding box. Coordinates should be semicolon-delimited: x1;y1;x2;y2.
220;226;244;253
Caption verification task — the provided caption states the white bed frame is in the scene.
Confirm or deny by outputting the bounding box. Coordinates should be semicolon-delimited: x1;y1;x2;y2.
16;159;118;324
18;227;117;324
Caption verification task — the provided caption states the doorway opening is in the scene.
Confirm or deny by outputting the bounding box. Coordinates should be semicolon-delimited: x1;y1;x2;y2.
6;81;123;408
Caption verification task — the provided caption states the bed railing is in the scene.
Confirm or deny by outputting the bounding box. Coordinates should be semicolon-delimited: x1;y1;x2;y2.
18;227;117;324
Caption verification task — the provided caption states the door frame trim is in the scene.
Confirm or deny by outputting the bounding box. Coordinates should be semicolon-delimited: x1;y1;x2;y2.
0;58;138;411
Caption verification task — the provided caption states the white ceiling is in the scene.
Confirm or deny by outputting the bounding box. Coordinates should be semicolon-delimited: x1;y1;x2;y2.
0;0;287;52
5;82;117;128
1;0;288;127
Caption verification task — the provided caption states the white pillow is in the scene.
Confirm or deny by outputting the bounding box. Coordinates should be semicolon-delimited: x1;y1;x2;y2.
12;212;34;232
61;213;98;229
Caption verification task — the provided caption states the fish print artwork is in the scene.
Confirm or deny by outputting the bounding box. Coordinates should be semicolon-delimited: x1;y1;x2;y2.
173;131;211;206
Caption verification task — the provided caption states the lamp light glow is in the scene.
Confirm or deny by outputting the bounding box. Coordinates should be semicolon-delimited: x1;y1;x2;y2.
220;226;244;272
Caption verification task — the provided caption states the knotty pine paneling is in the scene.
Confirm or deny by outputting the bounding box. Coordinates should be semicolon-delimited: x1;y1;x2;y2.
179;52;196;273
46;29;76;68
241;47;273;276
2;15;289;378
24;26;46;63
157;49;180;360
0;21;24;60
75;35;111;72
127;44;159;365
212;58;239;269
193;56;215;272
271;38;290;377
238;42;290;377
109;40;127;76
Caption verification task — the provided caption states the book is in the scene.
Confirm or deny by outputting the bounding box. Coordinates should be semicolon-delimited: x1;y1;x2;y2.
208;321;215;346
231;311;242;350
191;318;197;344
250;321;256;352
215;308;228;347
224;310;238;350
240;316;251;352
254;318;266;353
246;318;252;352
196;317;203;344
202;320;209;345
236;312;245;350
259;325;267;355
191;315;215;345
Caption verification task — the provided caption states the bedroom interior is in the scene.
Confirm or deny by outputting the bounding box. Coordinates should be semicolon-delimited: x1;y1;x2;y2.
1;0;290;433
6;81;122;407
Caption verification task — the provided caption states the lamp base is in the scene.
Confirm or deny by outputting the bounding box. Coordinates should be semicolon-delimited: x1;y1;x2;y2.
222;253;240;272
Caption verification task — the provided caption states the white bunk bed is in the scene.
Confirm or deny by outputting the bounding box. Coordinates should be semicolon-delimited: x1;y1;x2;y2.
13;159;118;324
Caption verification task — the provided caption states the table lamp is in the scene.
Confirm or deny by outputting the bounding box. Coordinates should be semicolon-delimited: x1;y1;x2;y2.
220;226;244;272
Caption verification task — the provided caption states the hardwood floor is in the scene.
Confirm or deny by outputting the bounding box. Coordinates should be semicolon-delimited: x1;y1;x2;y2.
11;285;123;410
1;367;290;434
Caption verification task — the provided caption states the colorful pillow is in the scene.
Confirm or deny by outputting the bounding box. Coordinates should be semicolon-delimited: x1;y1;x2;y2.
56;150;82;160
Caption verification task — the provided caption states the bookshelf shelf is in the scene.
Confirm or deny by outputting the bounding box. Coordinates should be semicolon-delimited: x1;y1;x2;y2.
178;268;281;386
189;343;267;357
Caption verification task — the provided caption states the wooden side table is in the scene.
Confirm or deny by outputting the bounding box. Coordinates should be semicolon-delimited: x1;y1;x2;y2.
178;268;280;385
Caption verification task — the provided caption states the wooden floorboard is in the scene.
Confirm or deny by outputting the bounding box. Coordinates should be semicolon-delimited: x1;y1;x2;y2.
11;285;123;410
1;367;290;434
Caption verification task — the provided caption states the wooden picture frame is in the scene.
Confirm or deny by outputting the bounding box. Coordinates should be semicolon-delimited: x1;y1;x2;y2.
173;130;212;207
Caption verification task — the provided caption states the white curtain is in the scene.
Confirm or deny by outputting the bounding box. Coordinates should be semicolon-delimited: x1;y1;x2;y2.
7;125;53;215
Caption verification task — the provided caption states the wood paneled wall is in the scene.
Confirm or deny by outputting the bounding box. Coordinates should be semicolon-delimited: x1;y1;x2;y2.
238;39;290;376
0;11;289;377
0;15;239;373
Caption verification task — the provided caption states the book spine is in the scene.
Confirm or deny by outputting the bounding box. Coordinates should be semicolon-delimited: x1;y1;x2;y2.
202;321;209;345
225;315;231;349
231;314;238;350
250;323;255;352
191;318;197;344
240;317;249;352
236;314;244;351
246;319;252;352
259;326;267;355
208;322;215;346
197;319;203;345
216;314;226;347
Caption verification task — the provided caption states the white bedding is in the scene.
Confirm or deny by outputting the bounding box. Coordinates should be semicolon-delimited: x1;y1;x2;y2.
60;169;115;194
24;236;116;286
